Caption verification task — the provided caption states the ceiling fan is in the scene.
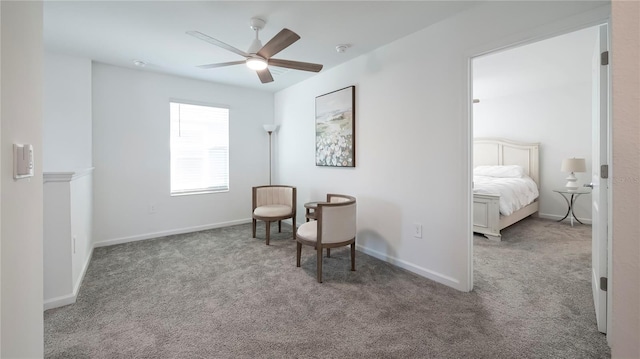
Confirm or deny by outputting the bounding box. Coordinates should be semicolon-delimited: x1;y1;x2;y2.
187;18;323;84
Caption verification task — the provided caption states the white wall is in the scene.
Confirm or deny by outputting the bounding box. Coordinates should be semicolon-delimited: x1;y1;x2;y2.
0;1;44;357
43;52;94;309
1;2;3;352
611;0;640;357
275;2;610;291
71;172;93;292
92;64;274;245
43;180;72;299
43;170;94;310
0;2;3;351
43;51;92;171
473;83;593;221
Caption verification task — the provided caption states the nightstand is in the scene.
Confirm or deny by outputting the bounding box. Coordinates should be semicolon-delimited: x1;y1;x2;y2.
553;188;591;226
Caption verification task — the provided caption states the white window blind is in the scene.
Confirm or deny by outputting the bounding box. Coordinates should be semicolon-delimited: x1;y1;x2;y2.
170;102;229;195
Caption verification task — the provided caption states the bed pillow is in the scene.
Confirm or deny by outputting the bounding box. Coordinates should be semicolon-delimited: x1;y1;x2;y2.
474;165;524;178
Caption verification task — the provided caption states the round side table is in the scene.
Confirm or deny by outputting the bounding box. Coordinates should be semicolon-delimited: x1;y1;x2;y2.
304;202;319;222
553;188;591;226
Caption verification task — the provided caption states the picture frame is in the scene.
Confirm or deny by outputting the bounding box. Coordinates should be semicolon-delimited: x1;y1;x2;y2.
315;86;356;167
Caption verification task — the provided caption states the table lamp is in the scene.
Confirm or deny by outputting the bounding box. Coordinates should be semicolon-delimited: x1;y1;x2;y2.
561;158;586;192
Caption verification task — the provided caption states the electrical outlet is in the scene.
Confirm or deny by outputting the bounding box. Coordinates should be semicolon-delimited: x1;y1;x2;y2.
148;204;158;214
413;223;422;238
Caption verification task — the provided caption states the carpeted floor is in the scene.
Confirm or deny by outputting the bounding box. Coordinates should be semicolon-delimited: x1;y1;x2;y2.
44;217;610;358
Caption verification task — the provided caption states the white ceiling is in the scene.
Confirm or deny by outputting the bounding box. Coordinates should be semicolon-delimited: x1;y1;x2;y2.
44;1;479;92
473;26;599;100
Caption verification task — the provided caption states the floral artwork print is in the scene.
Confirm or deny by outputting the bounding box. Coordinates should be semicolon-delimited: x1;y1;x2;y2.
315;86;355;167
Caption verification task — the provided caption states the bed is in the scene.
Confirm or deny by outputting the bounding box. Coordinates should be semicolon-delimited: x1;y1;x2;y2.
473;138;540;241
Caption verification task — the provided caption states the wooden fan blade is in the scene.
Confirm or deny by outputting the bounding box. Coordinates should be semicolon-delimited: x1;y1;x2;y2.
257;29;300;59
268;58;323;72
197;61;246;69
256;68;274;83
186;31;249;58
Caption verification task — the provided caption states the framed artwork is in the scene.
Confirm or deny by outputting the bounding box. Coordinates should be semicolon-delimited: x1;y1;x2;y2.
315;86;356;167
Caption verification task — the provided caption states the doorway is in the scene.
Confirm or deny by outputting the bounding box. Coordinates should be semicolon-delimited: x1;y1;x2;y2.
469;24;610;334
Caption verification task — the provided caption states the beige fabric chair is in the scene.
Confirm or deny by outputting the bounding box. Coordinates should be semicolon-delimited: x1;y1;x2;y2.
252;185;296;245
296;194;356;283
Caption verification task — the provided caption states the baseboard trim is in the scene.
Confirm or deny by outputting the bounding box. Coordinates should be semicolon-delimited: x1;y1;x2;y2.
94;219;252;248
356;244;462;290
73;247;94;298
43;293;76;311
44;246;95;311
538;212;592;225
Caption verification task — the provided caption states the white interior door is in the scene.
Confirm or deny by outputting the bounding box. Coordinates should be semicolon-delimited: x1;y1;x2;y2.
590;24;609;334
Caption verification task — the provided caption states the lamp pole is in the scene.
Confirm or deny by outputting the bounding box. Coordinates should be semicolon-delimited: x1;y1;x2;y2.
263;124;278;185
267;129;273;185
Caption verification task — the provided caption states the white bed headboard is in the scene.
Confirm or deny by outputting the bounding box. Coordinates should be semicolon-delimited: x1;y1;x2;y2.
474;138;540;186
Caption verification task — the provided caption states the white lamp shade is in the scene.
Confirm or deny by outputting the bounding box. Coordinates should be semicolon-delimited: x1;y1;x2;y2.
263;124;278;133
561;158;586;173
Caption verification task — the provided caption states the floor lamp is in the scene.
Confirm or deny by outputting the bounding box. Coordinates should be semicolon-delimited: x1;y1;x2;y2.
263;124;279;185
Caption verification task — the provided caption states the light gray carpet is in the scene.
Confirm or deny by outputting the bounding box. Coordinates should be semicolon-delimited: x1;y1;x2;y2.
44;218;610;358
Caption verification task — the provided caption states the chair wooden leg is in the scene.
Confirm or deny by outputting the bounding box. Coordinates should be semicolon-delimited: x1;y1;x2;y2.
292;216;296;240
317;246;323;283
252;219;256;238
326;248;331;258
351;243;356;271
265;221;271;245
278;220;282;233
296;242;302;267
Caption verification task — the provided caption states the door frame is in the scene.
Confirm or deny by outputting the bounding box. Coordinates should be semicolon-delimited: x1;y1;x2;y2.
466;20;613;309
591;23;611;334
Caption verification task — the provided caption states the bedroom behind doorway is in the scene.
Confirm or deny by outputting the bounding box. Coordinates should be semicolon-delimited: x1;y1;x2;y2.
470;25;605;334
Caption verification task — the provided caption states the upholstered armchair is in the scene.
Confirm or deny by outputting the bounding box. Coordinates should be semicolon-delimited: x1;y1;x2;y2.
295;194;356;283
252;185;296;245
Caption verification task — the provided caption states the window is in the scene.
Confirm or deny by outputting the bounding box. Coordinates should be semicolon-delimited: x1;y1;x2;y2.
170;101;229;195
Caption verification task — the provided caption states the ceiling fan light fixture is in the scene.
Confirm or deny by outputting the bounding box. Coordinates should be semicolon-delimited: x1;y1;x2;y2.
246;57;268;70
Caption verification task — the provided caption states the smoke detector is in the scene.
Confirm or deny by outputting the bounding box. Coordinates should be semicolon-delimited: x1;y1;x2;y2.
335;44;350;53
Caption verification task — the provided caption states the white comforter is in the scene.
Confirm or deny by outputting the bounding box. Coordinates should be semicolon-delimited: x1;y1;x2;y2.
473;175;539;216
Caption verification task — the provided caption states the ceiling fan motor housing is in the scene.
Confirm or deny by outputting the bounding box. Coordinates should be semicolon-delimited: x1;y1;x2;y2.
248;17;266;54
248;39;263;54
249;17;265;31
